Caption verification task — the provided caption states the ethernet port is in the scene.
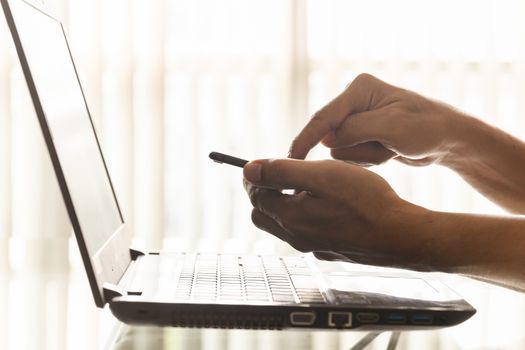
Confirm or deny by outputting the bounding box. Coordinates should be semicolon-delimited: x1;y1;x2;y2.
328;311;352;328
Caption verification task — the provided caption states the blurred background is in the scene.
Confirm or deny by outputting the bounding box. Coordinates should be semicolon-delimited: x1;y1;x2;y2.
1;0;525;349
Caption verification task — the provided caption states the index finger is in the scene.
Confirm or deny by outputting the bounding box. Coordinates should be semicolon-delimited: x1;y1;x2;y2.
288;73;378;159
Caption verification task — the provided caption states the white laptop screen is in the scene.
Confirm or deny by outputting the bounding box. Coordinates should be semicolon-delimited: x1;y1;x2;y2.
10;0;123;257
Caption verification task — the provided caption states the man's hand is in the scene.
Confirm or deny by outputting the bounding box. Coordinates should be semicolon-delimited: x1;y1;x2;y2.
243;158;431;269
243;158;525;292
289;73;463;166
289;73;525;213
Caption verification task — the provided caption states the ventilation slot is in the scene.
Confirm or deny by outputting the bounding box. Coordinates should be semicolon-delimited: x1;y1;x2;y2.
171;311;284;330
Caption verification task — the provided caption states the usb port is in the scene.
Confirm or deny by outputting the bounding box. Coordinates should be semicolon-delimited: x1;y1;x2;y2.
356;312;380;324
412;314;433;325
328;312;352;328
387;312;406;324
289;311;316;326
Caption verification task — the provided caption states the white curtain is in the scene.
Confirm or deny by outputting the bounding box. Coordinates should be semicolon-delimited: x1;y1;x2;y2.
1;0;525;349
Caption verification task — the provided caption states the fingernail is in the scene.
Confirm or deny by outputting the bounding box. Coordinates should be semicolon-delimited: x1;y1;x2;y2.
244;162;262;182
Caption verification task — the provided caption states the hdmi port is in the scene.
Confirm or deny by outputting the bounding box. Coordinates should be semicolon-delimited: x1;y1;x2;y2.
356;312;379;324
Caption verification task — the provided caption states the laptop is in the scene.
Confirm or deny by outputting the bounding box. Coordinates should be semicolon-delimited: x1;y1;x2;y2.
2;0;476;330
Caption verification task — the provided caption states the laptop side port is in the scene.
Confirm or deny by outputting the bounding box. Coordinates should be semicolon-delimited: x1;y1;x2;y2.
289;311;316;326
387;312;406;324
328;312;352;328
412;313;433;325
356;312;380;324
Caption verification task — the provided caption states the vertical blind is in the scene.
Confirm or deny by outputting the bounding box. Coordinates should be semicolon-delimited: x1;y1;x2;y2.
1;0;525;349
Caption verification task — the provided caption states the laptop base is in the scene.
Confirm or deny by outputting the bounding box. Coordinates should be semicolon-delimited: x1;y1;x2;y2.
104;251;475;330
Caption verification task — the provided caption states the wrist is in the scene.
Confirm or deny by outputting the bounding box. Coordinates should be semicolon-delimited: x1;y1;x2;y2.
397;208;471;274
380;200;441;271
384;203;473;274
437;111;487;168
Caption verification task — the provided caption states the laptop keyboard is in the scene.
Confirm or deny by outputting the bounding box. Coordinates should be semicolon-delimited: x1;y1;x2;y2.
151;253;326;304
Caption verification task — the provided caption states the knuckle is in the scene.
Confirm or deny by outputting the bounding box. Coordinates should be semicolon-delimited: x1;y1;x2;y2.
247;186;258;204
248;187;265;210
351;73;375;88
267;158;286;170
265;159;286;183
250;188;290;222
251;209;264;228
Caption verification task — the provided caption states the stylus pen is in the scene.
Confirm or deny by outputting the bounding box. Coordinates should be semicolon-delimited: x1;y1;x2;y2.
209;151;248;168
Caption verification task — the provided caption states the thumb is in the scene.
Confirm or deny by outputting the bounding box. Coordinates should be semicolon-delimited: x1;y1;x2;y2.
243;158;333;195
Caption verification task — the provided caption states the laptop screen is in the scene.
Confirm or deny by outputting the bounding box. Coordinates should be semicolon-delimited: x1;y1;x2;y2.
9;0;123;257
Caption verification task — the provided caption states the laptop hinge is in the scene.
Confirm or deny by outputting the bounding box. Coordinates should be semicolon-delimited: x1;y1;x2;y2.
103;283;124;303
129;248;146;261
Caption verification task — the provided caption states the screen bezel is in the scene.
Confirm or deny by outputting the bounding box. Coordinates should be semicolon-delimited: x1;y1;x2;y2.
1;0;133;307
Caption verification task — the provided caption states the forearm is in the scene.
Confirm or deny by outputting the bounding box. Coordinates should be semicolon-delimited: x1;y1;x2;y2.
415;208;525;292
440;113;525;214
